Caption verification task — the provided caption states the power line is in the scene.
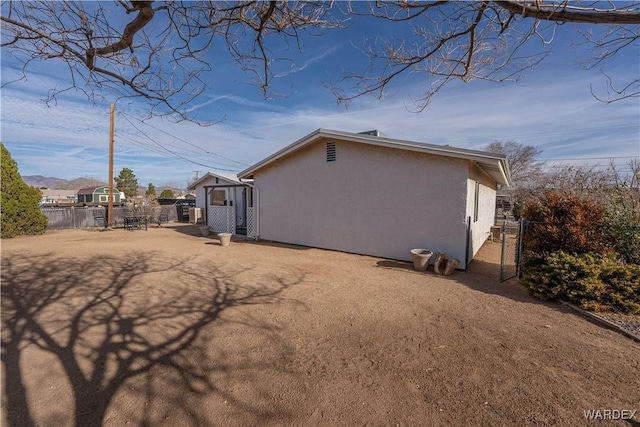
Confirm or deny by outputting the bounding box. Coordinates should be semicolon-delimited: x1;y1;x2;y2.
116;132;236;169
542;155;639;162
119;112;249;167
119;115;242;172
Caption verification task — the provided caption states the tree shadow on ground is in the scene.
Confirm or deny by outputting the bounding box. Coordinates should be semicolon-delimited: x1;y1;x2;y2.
1;251;303;427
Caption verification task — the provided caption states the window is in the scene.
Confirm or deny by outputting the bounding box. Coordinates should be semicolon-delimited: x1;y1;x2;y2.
473;182;480;222
210;189;226;206
326;142;336;162
98;195;116;202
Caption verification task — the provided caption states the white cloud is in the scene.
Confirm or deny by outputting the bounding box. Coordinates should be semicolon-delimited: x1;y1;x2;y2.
275;44;342;77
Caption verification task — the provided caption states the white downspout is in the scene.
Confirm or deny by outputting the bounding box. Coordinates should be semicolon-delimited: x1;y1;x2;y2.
254;184;260;240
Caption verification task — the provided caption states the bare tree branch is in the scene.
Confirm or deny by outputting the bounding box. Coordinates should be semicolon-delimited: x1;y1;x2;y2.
496;0;640;25
86;1;156;68
1;1;343;122
590;69;640;103
1;1;638;121
332;1;639;109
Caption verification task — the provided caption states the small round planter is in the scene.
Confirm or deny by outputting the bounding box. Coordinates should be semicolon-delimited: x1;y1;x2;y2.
410;249;433;271
218;232;232;247
199;225;210;237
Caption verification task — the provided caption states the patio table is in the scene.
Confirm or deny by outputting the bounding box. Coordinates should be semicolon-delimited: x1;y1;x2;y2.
123;214;148;231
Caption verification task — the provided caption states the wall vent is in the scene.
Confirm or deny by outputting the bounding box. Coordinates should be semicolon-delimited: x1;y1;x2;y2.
326;142;336;162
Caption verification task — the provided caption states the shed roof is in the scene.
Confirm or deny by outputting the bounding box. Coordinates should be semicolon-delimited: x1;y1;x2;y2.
238;129;511;186
77;186;106;195
187;171;242;190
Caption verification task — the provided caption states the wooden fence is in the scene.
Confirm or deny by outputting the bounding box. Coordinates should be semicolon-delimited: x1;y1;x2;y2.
41;206;180;230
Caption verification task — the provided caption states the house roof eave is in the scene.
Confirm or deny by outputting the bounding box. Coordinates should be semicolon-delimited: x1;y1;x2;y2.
238;128;512;186
187;171;242;190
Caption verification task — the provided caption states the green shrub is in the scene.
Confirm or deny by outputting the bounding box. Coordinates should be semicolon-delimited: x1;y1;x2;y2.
522;251;640;314
605;210;640;265
1;143;48;238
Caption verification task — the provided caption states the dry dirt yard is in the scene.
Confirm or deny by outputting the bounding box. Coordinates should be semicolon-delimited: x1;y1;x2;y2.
2;223;639;427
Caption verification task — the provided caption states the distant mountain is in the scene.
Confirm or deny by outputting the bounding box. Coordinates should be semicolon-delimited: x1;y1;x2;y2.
23;175;107;190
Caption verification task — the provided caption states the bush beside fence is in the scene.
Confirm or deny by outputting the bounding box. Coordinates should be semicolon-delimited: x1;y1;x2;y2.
520;191;640;314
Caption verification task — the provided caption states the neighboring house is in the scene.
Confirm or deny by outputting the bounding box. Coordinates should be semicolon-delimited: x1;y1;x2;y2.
238;128;511;269
40;189;79;204
188;172;255;236
77;186;124;204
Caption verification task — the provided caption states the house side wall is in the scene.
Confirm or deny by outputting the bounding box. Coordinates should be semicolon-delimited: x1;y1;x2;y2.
465;162;498;262
194;177;214;211
254;138;471;265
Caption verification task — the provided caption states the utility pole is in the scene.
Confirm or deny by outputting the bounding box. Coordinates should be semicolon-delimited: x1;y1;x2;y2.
108;103;115;228
193;170;201;180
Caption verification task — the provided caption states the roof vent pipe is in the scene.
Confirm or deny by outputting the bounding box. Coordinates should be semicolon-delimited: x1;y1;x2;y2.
358;130;387;137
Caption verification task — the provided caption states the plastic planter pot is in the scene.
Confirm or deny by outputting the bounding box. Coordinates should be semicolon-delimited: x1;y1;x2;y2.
410;249;433;271
218;232;232;247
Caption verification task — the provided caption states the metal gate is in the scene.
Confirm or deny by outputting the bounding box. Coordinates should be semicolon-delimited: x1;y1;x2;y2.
500;219;524;282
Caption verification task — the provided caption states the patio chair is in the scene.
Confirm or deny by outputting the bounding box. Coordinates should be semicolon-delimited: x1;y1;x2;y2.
157;208;169;227
123;209;138;231
93;209;107;227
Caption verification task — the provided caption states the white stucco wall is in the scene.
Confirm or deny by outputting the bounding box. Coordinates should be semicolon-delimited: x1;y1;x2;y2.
254;137;480;267
465;162;498;263
194;177;214;210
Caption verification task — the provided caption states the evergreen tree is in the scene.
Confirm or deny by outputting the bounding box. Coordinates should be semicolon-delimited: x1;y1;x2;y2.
1;143;48;238
114;167;139;198
159;189;175;199
145;183;156;199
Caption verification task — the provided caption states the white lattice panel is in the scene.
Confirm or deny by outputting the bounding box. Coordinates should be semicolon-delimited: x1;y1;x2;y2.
208;206;235;233
246;207;256;238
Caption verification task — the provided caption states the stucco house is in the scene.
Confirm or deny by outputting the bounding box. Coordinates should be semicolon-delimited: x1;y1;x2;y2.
238;129;511;269
188;172;255;236
40;189;79;204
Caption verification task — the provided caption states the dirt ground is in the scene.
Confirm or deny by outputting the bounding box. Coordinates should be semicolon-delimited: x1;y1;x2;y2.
2;223;639;426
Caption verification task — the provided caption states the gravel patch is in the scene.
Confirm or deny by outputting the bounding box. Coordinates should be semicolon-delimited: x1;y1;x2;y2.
558;301;640;342
597;312;640;341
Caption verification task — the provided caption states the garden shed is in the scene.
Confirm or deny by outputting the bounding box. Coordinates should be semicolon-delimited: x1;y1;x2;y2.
238;129;511;269
77;186;123;204
188;172;256;237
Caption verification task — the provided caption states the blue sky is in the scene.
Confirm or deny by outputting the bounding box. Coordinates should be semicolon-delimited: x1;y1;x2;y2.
1;6;638;188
